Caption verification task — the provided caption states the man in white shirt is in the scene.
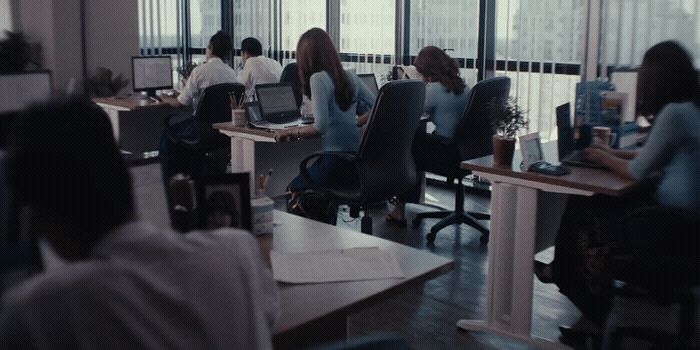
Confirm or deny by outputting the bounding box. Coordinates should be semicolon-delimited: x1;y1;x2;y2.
0;99;278;350
162;30;238;111
238;37;283;99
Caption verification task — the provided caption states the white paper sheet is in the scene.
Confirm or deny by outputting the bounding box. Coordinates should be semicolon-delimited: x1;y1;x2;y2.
271;247;405;284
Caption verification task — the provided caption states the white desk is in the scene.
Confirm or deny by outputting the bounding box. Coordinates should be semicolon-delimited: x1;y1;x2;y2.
262;211;454;349
214;123;321;197
457;143;637;349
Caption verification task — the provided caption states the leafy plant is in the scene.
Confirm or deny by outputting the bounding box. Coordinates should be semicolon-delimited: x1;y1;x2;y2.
85;67;129;97
488;96;529;139
0;31;42;72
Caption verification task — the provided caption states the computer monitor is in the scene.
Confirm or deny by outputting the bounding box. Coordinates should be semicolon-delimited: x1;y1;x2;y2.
610;70;638;123
255;83;301;123
0;71;52;114
358;73;379;96
132;56;173;97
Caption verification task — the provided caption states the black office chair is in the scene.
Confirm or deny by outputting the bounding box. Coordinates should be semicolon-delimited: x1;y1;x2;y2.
604;206;700;349
160;83;245;229
412;76;511;244
280;62;303;108
298;80;426;234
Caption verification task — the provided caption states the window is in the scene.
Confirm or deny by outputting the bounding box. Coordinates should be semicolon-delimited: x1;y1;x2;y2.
139;0;182;53
232;0;272;53
339;0;394;54
281;0;326;51
605;0;700;67
409;0;480;59
189;0;222;49
0;0;12;38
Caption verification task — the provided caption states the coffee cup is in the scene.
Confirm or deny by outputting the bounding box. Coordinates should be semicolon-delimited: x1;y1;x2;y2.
592;126;617;147
232;108;246;127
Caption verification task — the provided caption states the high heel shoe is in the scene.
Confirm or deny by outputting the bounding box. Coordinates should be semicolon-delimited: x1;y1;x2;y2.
534;260;554;284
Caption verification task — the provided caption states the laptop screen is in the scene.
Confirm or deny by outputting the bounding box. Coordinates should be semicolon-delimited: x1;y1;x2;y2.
255;84;300;122
358;74;379;96
556;103;575;161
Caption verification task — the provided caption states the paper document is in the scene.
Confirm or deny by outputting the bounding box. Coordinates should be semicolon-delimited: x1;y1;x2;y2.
271;247;405;284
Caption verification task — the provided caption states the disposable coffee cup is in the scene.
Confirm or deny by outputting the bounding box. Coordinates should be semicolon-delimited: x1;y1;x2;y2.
232;108;246;127
592;126;617;146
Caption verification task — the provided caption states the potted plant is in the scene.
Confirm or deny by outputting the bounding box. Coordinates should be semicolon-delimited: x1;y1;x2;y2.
85;67;130;97
489;96;528;167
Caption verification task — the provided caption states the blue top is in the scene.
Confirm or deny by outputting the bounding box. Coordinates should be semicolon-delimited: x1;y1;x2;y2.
424;82;471;140
630;102;700;211
311;71;375;153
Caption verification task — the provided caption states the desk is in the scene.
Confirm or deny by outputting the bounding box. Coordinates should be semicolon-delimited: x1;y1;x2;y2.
263;211;454;349
456;142;636;349
94;97;182;154
213;122;322;196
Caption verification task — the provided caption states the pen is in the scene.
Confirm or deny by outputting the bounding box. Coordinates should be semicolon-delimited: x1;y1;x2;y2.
262;169;272;191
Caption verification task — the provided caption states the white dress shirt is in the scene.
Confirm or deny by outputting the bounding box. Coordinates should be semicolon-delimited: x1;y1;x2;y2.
177;57;238;111
0;222;278;350
238;56;283;99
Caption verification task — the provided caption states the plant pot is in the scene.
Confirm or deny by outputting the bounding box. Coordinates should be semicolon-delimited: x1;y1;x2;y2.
492;135;516;167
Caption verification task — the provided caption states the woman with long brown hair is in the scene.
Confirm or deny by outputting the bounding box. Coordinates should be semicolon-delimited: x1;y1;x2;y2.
274;28;375;202
386;46;471;225
536;40;700;339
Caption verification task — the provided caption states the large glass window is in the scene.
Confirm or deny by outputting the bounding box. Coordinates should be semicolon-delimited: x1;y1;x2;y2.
409;0;480;59
281;0;326;51
0;0;12;38
232;0;272;53
339;0;394;54
139;0;182;52
605;0;700;67
190;0;222;49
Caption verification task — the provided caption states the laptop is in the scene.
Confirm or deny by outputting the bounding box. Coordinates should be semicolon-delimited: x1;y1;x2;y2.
358;73;379;96
556;103;602;168
253;83;303;129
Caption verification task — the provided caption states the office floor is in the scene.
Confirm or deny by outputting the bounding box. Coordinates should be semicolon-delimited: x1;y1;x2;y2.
132;163;580;350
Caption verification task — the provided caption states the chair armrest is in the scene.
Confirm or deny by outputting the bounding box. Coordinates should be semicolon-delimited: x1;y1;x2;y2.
299;151;362;193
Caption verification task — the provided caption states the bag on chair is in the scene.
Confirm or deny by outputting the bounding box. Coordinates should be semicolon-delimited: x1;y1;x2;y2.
287;190;338;225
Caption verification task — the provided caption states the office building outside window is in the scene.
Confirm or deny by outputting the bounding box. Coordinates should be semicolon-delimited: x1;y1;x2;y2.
281;0;326;51
190;0;222;50
339;0;394;76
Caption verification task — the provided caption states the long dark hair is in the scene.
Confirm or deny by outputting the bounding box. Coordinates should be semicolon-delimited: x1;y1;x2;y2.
637;41;700;116
413;46;466;95
296;28;354;111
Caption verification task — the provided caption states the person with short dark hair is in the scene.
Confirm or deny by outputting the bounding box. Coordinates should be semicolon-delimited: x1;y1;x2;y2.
0;99;278;349
162;30;237;110
238;37;283;99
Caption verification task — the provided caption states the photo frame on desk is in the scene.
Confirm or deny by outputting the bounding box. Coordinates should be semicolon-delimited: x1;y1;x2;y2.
202;173;252;232
519;132;544;169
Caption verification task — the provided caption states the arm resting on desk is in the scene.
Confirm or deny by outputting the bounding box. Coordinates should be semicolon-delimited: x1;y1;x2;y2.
584;148;635;179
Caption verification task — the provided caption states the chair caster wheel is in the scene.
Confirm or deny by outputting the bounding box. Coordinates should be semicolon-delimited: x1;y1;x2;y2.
412;218;421;228
426;232;436;243
480;234;489;245
361;216;373;235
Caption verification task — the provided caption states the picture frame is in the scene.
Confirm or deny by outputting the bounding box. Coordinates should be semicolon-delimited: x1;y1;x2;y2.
201;173;252;232
519;132;544;169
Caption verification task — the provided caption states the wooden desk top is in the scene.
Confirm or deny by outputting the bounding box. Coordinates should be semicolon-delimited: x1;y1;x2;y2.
461;142;637;197
93;96;174;111
260;211;454;336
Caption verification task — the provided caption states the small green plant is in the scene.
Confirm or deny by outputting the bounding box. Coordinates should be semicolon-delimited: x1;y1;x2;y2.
85;67;129;97
0;31;42;72
488;96;529;139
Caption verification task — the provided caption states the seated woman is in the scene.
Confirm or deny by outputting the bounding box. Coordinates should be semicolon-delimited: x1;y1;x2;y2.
386;46;471;225
274;28;375;212
537;41;700;333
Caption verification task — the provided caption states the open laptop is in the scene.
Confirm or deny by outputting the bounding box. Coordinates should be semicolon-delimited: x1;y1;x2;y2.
253;83;303;129
358;73;379;96
556;103;602;168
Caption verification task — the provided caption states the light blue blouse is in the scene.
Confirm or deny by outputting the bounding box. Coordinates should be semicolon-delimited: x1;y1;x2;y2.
310;71;375;153
424;82;471;140
629;102;700;211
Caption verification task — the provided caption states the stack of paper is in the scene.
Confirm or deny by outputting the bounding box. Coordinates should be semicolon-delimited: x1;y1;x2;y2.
271;247;405;284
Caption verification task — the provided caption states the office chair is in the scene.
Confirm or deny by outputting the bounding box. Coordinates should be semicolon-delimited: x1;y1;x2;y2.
297;80;425;234
604;206;700;349
412;77;511;244
160;83;246;229
280;62;303;108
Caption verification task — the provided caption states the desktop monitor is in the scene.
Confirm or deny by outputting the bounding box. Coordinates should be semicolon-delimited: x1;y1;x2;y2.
132;56;173;97
358;73;379;96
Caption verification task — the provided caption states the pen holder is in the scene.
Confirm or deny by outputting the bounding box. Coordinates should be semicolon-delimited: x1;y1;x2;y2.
251;196;274;236
232;108;247;127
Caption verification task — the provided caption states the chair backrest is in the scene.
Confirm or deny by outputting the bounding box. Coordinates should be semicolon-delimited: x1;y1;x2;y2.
280;62;303;108
195;83;245;150
357;80;425;204
454;76;511;161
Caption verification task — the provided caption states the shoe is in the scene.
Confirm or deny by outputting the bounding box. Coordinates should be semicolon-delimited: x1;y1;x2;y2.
385;214;407;227
534;260;554;284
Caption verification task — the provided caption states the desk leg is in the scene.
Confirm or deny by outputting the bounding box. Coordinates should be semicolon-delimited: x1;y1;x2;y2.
457;182;572;350
230;137;256;195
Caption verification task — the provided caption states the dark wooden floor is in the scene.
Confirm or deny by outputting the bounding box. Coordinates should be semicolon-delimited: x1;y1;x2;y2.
132;164;581;349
